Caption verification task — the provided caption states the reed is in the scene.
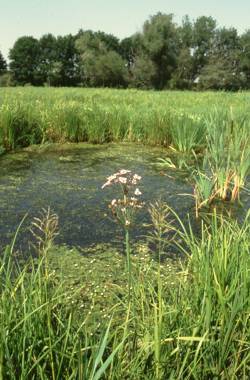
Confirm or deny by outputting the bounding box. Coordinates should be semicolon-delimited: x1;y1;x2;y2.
0;88;249;151
1;205;249;378
193;109;250;215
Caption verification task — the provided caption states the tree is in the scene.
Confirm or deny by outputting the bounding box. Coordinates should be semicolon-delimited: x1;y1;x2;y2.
240;30;250;88
75;30;127;87
37;34;80;86
179;15;193;48
56;34;80;86
0;50;7;75
199;27;243;90
94;51;127;87
170;48;194;89
140;13;179;89
129;54;156;89
6;13;250;90
120;36;135;72
170;16;194;89
198;58;243;90
9;36;40;85
95;31;120;54
192;16;217;76
37;34;58;85
79;49;127;87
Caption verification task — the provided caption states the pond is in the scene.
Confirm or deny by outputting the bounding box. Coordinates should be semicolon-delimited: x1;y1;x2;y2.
0;143;195;253
0;143;248;255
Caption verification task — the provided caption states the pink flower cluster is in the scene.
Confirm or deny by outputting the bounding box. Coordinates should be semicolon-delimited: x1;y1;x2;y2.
102;169;143;228
109;197;143;211
102;169;142;191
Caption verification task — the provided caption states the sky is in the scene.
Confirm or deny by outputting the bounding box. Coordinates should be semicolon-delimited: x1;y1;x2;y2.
0;0;249;60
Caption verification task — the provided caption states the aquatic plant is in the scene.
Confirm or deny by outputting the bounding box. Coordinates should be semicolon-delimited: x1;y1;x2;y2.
192;110;250;216
30;207;59;254
147;200;174;260
0;87;249;151
102;169;143;228
102;169;143;300
1;208;249;378
0;224;126;379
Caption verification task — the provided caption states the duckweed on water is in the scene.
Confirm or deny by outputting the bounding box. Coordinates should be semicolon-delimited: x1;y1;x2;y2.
0;143;195;251
48;243;180;328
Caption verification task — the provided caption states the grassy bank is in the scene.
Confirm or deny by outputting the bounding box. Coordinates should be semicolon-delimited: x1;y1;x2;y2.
0;208;249;379
0;88;249;150
1;88;249;208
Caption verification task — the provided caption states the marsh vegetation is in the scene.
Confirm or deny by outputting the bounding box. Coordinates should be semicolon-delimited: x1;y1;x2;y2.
0;88;249;379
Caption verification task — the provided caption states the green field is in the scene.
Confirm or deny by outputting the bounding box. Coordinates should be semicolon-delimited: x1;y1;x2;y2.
0;88;250;379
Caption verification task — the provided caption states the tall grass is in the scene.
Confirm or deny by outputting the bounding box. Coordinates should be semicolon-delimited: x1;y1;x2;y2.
0;89;249;211
193;109;250;215
0;88;249;150
1;206;249;378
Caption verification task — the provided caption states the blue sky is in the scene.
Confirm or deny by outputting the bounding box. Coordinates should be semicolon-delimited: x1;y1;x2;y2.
0;0;249;59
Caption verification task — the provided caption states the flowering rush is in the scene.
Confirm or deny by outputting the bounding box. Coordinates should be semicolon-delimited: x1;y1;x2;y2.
102;170;141;189
102;169;143;228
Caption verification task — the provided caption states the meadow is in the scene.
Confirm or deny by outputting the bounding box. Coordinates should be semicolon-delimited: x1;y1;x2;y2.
0;87;250;379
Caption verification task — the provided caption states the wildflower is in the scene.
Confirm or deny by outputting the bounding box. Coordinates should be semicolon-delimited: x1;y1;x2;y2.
118;176;127;184
133;174;141;180
134;188;142;196
107;174;117;182
101;181;112;189
119;169;131;175
102;169;143;229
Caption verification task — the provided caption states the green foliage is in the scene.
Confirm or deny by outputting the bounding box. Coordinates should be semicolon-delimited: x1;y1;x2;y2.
191;108;250;215
199;28;243;90
4;13;250;89
0;50;7;75
9;36;40;85
0;88;249;151
1;205;249;378
169;48;194;89
129;54;156;89
37;33;60;86
140;13;179;89
192;16;217;74
8;34;80;87
240;30;250;88
75;31;127;87
0;72;14;87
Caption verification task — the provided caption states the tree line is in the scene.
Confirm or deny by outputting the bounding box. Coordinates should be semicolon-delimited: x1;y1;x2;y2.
0;13;250;90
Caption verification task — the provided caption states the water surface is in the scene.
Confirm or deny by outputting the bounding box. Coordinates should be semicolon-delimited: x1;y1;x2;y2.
3;143;248;253
0;143;196;252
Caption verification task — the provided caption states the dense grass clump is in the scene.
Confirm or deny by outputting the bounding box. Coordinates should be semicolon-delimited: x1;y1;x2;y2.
0;208;249;379
0;88;249;149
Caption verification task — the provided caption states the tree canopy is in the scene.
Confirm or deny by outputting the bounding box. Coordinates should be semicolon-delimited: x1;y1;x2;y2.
2;12;250;90
0;50;7;75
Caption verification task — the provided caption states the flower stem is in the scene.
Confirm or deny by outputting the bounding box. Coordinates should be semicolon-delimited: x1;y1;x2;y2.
125;228;131;302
